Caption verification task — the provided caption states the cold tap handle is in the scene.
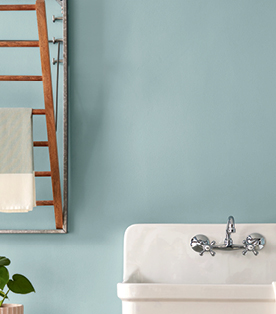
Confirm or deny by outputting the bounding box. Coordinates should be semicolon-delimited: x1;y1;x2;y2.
242;233;265;256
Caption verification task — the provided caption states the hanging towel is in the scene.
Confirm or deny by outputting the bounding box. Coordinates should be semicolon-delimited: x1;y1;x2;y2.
0;108;36;212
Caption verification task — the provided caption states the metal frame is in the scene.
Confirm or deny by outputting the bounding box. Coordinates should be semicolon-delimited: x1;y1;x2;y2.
62;0;68;234
0;0;68;234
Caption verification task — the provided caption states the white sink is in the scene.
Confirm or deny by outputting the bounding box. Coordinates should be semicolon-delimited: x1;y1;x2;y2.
118;283;275;314
117;223;276;314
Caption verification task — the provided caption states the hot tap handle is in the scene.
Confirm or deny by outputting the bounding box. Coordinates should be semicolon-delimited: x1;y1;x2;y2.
190;235;216;256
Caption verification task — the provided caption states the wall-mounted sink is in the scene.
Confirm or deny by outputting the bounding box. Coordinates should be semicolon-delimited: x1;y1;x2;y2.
117;223;276;314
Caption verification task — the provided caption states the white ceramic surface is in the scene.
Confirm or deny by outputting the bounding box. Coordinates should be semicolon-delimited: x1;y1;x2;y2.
123;223;276;284
118;283;275;314
118;223;276;314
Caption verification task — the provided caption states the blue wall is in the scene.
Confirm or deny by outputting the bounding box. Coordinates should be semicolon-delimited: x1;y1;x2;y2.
1;0;276;313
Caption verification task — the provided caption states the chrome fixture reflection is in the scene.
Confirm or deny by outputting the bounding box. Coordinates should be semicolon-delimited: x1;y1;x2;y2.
242;233;265;256
225;215;235;246
190;234;216;256
190;216;265;257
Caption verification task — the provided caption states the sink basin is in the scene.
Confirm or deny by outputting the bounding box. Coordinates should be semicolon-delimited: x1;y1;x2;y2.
117;224;276;314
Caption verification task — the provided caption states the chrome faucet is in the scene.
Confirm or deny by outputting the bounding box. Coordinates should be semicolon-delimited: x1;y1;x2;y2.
190;215;266;256
224;216;236;247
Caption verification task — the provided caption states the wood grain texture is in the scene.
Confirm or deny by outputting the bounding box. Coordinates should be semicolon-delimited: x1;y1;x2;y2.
36;200;54;206
36;0;63;229
0;41;39;47
32;109;46;115
35;171;51;177
0;5;36;11
33;141;49;147
0;76;42;81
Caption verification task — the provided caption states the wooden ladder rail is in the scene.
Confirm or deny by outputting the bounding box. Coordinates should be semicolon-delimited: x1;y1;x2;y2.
36;0;63;229
0;1;63;230
0;5;36;11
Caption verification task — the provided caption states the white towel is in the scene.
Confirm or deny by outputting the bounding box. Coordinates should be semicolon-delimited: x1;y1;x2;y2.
0;108;36;212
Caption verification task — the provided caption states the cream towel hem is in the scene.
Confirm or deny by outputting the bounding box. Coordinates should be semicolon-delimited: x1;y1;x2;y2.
0;173;36;213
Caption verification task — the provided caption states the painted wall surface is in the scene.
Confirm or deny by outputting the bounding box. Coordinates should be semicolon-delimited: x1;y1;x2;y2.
0;0;276;313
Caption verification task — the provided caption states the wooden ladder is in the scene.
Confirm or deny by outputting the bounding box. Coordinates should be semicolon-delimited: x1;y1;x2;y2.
0;0;63;229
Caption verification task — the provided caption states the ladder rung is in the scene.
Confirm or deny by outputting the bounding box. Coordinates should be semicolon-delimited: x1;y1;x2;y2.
0;76;42;81
34;141;48;147
36;201;54;206
0;5;36;11
32;109;45;115
0;41;39;48
35;171;51;177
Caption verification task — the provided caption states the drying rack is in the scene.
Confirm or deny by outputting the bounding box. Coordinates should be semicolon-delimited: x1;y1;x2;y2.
0;0;68;234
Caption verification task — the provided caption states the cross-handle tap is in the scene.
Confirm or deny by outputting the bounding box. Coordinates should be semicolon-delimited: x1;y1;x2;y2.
242;233;266;256
190;235;216;256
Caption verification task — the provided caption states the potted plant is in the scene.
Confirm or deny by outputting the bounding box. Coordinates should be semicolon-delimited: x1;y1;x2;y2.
0;256;35;314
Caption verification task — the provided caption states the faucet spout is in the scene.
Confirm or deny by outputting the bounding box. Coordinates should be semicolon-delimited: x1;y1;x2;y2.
227;216;236;233
224;216;236;247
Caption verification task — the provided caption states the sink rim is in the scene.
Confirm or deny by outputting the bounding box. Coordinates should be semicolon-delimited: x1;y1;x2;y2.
117;283;275;301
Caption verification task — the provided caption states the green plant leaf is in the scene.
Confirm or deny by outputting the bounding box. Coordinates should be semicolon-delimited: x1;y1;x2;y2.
7;274;35;294
0;257;10;267
0;290;6;298
0;267;9;290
